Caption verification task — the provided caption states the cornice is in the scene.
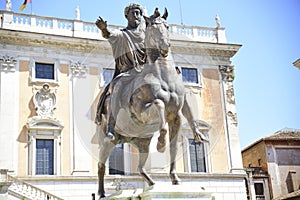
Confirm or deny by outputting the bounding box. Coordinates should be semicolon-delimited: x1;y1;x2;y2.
171;40;241;57
1;29;241;58
0;29;111;54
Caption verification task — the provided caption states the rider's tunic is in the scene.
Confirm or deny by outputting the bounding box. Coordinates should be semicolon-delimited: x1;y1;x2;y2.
95;23;146;124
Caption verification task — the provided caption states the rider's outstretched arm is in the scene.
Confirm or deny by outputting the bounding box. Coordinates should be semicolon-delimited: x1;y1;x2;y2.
95;16;111;39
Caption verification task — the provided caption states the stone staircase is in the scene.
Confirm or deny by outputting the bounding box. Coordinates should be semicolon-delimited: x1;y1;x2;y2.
0;169;63;200
6;174;63;200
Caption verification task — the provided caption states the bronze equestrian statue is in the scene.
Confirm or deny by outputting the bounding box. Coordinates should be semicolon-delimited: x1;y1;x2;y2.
95;6;210;198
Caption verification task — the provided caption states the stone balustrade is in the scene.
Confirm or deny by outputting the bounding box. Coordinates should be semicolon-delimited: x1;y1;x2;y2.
0;10;227;43
8;175;63;200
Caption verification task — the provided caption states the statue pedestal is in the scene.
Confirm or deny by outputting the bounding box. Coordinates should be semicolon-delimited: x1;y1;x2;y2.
101;173;246;199
107;182;212;199
139;186;212;199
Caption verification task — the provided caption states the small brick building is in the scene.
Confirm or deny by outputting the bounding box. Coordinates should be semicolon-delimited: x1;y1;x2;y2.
242;128;300;199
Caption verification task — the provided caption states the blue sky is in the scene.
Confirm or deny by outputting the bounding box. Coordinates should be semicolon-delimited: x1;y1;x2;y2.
1;0;300;149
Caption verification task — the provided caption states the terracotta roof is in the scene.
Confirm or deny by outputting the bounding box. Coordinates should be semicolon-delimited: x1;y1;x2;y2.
265;128;300;140
242;128;300;152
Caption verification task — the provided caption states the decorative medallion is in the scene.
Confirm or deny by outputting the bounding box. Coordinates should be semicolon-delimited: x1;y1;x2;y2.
33;84;56;117
27;83;63;131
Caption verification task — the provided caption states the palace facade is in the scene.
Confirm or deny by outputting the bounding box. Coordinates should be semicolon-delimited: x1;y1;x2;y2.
0;8;246;200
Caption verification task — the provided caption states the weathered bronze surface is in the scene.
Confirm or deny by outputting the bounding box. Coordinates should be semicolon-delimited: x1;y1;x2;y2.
95;5;210;198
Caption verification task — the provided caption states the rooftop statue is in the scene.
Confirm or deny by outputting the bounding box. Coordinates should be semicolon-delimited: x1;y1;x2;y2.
75;6;80;20
95;4;210;198
215;14;221;28
6;0;12;11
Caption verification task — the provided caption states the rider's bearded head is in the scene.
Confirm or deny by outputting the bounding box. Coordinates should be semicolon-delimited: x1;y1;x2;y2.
124;3;143;29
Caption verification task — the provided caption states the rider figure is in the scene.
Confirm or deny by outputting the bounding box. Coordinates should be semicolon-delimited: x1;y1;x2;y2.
95;3;146;141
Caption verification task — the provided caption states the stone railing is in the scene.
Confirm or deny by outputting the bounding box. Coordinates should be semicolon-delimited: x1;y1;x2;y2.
0;10;227;43
169;24;226;43
8;175;63;200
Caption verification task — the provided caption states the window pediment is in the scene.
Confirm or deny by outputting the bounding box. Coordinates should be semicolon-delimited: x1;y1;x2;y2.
27;116;64;132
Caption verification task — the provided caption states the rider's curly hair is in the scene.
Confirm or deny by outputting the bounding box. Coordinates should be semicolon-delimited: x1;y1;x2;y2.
124;3;143;18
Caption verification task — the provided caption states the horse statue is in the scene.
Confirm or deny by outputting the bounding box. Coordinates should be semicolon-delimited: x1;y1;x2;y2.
97;8;210;198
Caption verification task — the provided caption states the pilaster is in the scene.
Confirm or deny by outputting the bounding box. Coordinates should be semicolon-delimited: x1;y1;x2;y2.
0;55;19;174
69;61;93;175
219;65;244;173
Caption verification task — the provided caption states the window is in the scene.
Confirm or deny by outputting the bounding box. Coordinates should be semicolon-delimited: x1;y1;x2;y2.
109;142;124;175
35;63;55;80
189;139;206;172
254;183;265;199
109;143;124;175
103;68;114;85
36;139;54;175
30;59;59;83
27;121;63;176
182;67;198;84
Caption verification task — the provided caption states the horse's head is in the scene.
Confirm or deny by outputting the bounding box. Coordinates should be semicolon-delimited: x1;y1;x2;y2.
144;8;170;58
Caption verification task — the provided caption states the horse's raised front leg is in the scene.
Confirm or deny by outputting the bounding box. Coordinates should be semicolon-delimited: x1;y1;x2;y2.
133;137;155;186
153;99;168;153
182;98;209;142
168;115;181;185
98;138;117;198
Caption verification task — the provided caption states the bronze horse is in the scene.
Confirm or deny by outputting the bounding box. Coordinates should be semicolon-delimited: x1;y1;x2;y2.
97;8;209;198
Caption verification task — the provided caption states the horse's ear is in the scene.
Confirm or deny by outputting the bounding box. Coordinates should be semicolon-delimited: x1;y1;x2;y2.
153;7;160;17
162;8;168;20
143;16;151;26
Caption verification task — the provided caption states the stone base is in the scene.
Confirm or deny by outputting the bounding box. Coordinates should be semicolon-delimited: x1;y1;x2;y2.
107;183;212;200
20;173;247;200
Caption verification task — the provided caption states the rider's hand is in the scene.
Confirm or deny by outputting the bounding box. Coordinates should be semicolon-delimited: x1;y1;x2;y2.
96;16;108;31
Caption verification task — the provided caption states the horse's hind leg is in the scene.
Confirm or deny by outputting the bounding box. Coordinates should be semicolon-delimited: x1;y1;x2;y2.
168;115;181;185
98;162;106;198
133;137;155;186
98;139;117;198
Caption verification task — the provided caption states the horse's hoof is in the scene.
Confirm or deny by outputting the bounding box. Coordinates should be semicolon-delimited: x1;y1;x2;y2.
172;179;180;185
170;174;181;185
194;133;209;143
143;184;154;192
105;132;115;141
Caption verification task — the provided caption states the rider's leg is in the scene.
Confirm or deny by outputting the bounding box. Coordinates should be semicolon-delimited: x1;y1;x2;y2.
105;79;118;141
95;84;110;125
106;112;116;141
